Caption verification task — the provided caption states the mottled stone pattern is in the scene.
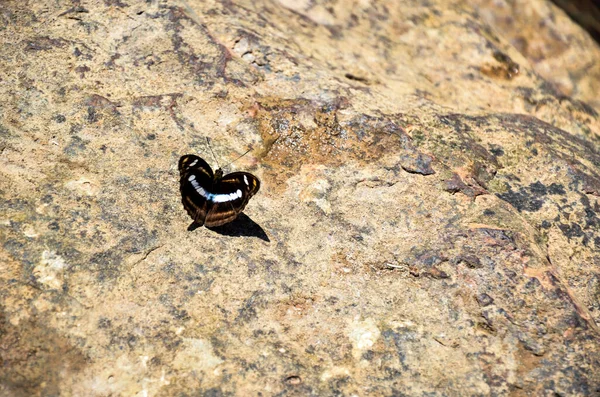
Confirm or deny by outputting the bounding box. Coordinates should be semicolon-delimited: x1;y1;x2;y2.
469;0;600;111
1;0;600;396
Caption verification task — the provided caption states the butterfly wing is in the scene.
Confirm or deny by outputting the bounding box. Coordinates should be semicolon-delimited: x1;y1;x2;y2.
204;172;260;227
179;154;213;178
179;155;215;226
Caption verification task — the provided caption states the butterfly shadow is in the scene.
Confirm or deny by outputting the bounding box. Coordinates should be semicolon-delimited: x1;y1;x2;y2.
188;213;270;242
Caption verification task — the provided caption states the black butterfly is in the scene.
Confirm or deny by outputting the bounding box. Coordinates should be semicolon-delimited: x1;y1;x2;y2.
178;154;260;227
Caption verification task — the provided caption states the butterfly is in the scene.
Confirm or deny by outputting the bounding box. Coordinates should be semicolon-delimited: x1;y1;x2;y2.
178;154;260;227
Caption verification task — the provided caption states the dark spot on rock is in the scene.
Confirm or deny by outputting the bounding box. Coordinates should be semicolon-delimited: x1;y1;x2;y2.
476;320;496;335
146;133;156;140
86;106;98;123
158;294;170;305
344;73;369;83
25;36;68;51
90;249;123;281
489;145;504;156
565;311;588;330
541;220;551;229
48;221;60;231
548;183;566;195
383;367;403;380
381;329;412;370
529;181;547;196
203;388;224;397
443;174;464;194
505;174;521;182
472;161;497;189
105;53;122;69
497;189;544;212
483;209;495;216
583;205;600;229
400;152;435;175
476;293;494;306
149;356;162;367
558;222;584;239
361;350;375;361
53;114;66;123
170;308;189;321
454;255;482;269
64;135;88;156
236;291;264;323
75;65;90;78
104;0;129;8
564;97;599;117
285;375;302;385
119;230;158;254
98;317;112;328
326;296;339;304
326;24;344;40
0;124;10;138
411;250;447;267
492;50;518;70
57;6;89;17
579;171;600;196
85;94;119;112
443;174;486;197
588;274;600;311
480;50;520;80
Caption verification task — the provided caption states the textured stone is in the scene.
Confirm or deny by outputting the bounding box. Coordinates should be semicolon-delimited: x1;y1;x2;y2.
1;0;600;396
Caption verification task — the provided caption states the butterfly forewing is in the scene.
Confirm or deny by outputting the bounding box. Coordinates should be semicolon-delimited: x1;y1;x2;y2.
179;155;213;179
179;156;214;226
178;154;260;227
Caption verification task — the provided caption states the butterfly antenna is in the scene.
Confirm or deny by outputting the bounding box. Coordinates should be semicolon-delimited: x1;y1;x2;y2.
205;137;221;169
221;148;252;170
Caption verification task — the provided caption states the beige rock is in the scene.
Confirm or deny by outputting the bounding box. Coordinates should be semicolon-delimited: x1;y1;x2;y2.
1;0;599;396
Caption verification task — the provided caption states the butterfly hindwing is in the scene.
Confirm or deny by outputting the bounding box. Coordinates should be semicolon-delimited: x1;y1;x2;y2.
203;172;260;227
178;154;260;228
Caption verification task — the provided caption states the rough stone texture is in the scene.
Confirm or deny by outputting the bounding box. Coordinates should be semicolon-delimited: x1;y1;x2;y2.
1;0;600;396
471;0;600;111
551;0;600;44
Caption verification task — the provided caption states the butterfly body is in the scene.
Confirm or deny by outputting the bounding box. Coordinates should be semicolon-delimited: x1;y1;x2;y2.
179;155;260;227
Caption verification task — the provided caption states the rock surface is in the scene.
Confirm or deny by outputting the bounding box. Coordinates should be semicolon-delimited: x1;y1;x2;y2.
1;0;600;395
